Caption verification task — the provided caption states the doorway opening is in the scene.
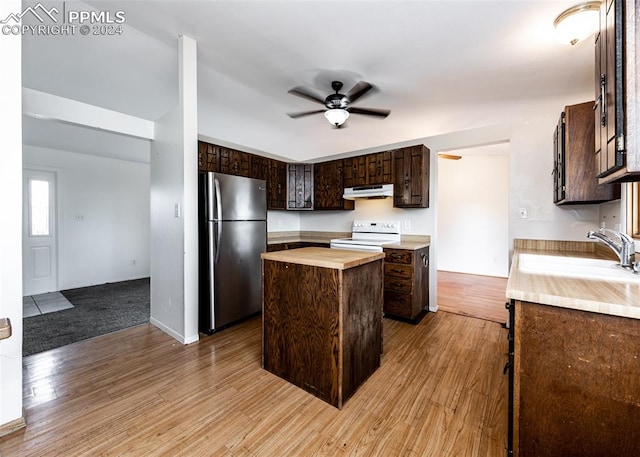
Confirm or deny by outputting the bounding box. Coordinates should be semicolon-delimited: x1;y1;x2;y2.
436;142;510;322
23;169;58;296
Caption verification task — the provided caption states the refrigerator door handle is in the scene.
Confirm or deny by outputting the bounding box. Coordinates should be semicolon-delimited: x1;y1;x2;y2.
207;221;216;330
214;178;222;264
214;178;222;221
215;221;222;264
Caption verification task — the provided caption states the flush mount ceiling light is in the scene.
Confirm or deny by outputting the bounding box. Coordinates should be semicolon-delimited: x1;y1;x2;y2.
324;108;350;127
553;1;601;45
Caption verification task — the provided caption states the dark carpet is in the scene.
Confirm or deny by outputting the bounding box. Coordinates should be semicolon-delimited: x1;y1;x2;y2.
23;278;150;357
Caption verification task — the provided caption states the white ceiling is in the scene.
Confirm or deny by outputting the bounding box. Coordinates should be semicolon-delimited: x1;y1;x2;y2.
22;0;596;162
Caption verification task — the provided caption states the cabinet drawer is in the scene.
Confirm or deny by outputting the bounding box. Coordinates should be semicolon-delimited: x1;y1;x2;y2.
384;291;412;318
384;263;412;279
384;249;412;264
384;277;412;294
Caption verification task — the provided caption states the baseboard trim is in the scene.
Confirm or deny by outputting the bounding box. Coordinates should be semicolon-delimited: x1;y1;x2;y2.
0;416;26;438
150;317;199;345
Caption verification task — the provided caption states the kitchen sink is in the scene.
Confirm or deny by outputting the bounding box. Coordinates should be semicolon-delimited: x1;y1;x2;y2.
518;253;640;283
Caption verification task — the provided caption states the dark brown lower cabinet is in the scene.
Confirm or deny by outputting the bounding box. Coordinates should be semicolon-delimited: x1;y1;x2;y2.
511;301;640;457
383;247;429;323
262;257;383;409
266;241;327;252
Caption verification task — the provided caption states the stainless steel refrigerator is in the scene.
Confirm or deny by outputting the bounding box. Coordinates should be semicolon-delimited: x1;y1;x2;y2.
199;172;267;333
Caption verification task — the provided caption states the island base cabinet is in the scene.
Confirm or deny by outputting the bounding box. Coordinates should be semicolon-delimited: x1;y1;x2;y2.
262;258;383;409
513;301;640;457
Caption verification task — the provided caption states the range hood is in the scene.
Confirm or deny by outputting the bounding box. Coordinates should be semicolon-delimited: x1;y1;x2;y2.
343;184;393;200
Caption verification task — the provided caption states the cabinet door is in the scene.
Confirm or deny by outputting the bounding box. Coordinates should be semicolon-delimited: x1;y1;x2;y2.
553;114;565;203
250;155;269;181
596;0;625;178
393;145;430;208
344;156;367;187
367;152;392;185
198;141;220;172
220;147;250;177
287;164;313;210
314;160;354;210
268;160;287;210
594;19;604;172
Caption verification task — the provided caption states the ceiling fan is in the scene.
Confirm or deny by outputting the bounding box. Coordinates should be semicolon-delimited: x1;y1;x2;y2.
286;80;390;128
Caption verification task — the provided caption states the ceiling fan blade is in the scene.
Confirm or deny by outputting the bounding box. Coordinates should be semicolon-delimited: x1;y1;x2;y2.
287;86;326;105
346;81;374;103
287;109;326;119
348;107;390;118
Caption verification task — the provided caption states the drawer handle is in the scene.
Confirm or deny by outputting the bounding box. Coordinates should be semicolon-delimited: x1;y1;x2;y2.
503;362;511;375
391;254;403;260
391;282;404;288
391;269;405;273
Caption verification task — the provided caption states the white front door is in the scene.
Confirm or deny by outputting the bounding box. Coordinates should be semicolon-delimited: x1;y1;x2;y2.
23;169;58;295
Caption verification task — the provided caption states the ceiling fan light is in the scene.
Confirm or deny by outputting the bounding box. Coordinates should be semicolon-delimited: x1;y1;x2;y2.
553;1;601;45
324;109;350;127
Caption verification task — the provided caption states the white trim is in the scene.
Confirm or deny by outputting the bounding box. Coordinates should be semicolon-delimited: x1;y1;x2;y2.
150;317;199;345
23;88;155;140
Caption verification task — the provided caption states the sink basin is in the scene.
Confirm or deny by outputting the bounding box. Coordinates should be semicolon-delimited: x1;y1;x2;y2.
518;253;640;283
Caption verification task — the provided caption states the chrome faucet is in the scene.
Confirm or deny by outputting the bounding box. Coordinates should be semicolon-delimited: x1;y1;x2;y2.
587;228;637;269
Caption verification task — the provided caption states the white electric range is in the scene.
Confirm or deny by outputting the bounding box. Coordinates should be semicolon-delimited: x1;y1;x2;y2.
330;220;401;252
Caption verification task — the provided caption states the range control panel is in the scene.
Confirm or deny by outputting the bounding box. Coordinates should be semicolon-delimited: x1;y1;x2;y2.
352;220;401;235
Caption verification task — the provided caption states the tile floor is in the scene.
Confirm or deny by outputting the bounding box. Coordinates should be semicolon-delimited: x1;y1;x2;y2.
23;292;74;317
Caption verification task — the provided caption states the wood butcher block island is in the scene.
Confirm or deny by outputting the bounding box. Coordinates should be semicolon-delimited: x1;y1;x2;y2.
261;247;384;409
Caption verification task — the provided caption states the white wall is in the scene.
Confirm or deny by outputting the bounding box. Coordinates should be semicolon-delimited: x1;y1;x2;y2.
267;209;300;232
23;145;150;290
149;36;199;345
0;0;23;430
509;114;605;245
299;198;432;235
438;152;510;277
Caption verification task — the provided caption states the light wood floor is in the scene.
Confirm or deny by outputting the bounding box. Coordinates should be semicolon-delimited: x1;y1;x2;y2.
1;309;508;456
437;271;509;324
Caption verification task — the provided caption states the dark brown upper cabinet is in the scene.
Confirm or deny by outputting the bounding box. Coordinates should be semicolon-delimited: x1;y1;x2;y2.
313;159;354;211
366;151;393;185
251;155;286;211
198;140;220;172
198;140;431;210
343;156;368;188
392;145;430;208
554;101;620;205
344;152;392;187
595;0;640;183
268;159;287;210
287;163;313;210
219;147;250;177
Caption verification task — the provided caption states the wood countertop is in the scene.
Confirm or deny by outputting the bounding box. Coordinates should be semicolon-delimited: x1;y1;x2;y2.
507;248;640;320
267;231;430;250
0;318;11;340
261;247;384;270
384;239;430;250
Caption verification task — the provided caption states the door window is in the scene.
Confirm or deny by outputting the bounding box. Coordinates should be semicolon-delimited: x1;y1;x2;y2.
29;179;50;236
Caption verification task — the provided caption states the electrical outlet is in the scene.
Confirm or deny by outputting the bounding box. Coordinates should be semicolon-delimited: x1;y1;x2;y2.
74;214;85;221
404;220;411;230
